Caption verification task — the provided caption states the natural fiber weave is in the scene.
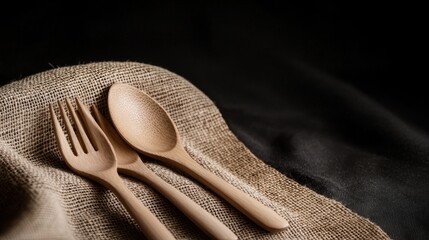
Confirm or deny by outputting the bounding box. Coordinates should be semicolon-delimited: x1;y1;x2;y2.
0;62;390;239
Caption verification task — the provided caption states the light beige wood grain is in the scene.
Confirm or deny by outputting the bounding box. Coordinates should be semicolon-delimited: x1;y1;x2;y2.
90;104;238;240
50;98;175;240
108;83;289;232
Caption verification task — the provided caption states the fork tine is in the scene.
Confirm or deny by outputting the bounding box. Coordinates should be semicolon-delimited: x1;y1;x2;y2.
50;103;74;157
58;100;83;155
75;97;102;151
65;98;94;153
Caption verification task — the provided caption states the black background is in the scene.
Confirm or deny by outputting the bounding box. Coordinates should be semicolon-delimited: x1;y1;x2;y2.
1;2;427;239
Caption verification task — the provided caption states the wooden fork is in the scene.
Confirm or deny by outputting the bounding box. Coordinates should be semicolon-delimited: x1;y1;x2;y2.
88;104;238;240
49;98;176;240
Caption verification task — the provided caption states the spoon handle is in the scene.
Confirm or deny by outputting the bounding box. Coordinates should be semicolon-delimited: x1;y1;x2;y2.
171;150;289;232
106;174;176;240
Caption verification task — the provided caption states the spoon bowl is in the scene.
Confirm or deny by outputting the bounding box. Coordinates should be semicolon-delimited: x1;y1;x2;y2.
108;83;288;232
108;83;178;153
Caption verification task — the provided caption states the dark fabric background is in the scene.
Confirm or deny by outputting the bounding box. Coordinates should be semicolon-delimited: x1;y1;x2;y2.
1;2;427;239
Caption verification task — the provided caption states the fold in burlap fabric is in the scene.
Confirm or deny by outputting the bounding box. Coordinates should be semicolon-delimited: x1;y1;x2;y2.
0;62;390;239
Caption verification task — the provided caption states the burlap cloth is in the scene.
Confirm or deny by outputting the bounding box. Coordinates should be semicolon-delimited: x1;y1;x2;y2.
0;62;390;239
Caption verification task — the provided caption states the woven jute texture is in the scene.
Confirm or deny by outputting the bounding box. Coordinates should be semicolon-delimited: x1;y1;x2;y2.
0;62;390;239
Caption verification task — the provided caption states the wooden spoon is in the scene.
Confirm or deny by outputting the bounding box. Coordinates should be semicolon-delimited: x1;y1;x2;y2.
108;83;288;232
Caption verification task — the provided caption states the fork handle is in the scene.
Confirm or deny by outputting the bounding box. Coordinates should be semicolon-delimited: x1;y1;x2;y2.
120;162;238;240
106;175;176;240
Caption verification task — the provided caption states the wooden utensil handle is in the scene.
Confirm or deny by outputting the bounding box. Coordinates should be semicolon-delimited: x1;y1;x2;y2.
107;175;176;240
120;163;238;240
174;151;289;232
